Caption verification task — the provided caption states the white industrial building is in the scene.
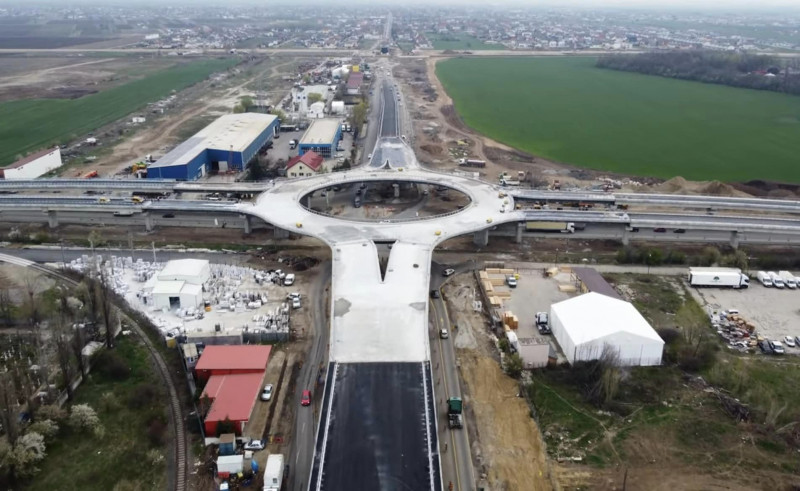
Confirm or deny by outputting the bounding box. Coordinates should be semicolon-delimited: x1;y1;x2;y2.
307;101;326;119
331;100;345;115
549;292;664;366
0;147;62;179
147;259;210;310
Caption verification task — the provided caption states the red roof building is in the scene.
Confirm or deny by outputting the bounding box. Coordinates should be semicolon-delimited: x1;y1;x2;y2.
201;372;264;436
195;345;271;382
286;150;324;177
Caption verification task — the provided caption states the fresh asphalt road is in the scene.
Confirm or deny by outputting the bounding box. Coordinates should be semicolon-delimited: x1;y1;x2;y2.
430;260;477;491
289;260;331;491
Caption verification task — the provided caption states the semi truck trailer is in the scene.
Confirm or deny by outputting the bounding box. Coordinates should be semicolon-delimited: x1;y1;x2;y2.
263;453;285;491
526;221;575;233
687;267;750;289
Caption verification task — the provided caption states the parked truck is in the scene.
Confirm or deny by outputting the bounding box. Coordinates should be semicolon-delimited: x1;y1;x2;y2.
756;271;773;287
447;397;463;429
263;453;285;491
687;267;750;289
457;158;486;168
526;221;575;233
778;271;797;289
769;271;785;288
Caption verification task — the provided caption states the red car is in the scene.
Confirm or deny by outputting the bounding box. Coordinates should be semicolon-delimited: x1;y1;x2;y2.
301;390;311;406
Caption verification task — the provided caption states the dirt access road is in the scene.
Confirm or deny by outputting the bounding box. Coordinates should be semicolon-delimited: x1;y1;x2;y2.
93;57;302;177
443;275;554;491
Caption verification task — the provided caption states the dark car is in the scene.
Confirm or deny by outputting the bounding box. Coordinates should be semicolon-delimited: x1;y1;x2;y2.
162;213;175;218
653;228;667;233
430;289;440;299
758;340;773;355
673;228;687;234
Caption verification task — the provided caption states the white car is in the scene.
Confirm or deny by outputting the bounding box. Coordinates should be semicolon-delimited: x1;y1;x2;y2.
244;439;265;451
283;273;295;286
260;384;274;401
440;328;449;339
506;276;517;288
442;269;455;277
292;297;301;309
784;336;796;348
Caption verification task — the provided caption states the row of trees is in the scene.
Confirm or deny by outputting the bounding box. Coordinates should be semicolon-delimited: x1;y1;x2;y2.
0;266;119;484
615;245;748;270
597;51;800;96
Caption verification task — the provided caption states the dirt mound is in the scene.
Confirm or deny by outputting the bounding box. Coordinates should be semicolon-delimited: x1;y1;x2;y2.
460;352;553;491
652;177;745;197
420;144;443;155
653;176;689;193
697;180;741;197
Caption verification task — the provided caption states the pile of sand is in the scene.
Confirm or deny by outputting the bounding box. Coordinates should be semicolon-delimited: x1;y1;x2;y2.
651;176;745;197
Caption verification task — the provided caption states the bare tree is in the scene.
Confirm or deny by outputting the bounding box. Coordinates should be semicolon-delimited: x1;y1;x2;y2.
0;371;20;446
98;272;116;349
71;325;88;378
20;271;42;325
77;279;99;328
53;318;75;402
0;287;14;327
591;344;622;406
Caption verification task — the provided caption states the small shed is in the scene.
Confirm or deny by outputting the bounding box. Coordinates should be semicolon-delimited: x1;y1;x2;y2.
516;337;550;369
217;454;244;475
218;433;236;456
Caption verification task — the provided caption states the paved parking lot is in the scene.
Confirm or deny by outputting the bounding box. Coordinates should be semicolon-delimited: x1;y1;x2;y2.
502;271;574;338
690;283;800;354
269;126;355;170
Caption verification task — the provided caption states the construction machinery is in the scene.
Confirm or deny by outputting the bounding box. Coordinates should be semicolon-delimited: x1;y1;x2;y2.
447;397;463;429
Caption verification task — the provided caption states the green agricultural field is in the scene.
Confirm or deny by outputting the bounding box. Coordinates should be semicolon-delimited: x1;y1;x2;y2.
0;58;238;167
436;57;800;183
426;32;504;51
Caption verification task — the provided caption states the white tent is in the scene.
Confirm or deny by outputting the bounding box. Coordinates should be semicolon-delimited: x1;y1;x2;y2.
550;292;664;366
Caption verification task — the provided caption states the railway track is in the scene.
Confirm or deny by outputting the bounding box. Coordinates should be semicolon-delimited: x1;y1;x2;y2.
0;253;189;491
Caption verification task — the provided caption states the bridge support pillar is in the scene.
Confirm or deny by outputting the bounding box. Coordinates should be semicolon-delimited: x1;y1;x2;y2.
473;229;489;248
621;228;630;246
273;227;289;239
144;213;154;232
730;231;740;249
243;215;252;235
47;210;58;229
515;222;524;244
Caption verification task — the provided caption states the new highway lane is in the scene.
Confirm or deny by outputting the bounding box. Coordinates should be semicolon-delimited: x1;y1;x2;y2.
430;261;477;491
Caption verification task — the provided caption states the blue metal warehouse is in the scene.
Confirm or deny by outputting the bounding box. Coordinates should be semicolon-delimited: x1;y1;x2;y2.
298;119;342;159
147;113;279;180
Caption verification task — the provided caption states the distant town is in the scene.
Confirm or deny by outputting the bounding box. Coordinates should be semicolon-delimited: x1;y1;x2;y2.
0;5;798;52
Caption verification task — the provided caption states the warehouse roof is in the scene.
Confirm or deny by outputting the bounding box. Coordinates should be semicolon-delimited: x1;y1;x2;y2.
4;147;59;169
151;280;185;296
150;113;277;169
551;292;663;345
195;345;272;372
572;267;622;300
300;119;340;146
202;372;263;423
